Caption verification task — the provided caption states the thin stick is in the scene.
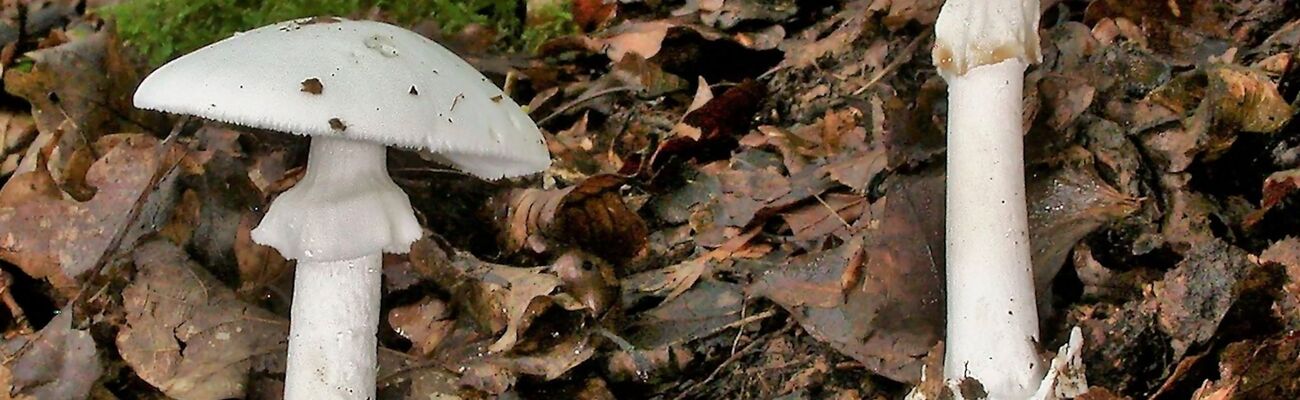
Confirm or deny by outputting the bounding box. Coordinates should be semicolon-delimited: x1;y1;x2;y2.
535;86;637;126
851;31;932;96
673;322;794;400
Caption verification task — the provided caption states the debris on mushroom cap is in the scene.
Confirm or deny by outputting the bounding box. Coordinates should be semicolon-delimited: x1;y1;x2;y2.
932;0;1042;78
301;78;323;94
133;17;550;179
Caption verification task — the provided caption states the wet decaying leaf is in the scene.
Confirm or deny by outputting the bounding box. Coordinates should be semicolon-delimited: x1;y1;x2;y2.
0;312;101;400
492;174;648;262
0;134;180;300
117;240;289;400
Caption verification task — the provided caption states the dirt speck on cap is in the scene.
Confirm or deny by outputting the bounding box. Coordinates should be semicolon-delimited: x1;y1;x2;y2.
329;118;347;132
409;86;419;95
491;95;503;103
301;78;323;95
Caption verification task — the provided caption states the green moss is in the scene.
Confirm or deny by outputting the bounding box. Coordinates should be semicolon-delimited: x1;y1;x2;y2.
100;0;573;66
522;1;577;51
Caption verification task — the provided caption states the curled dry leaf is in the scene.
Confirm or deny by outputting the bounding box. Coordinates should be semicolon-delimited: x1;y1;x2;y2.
388;297;456;357
1142;65;1293;171
408;236;576;355
117;240;289;400
651;80;767;169
553;250;618;317
492;174;648;262
595;20;674;62
0;134;181;299
0;312;101;400
486;266;563;353
1243;168;1300;229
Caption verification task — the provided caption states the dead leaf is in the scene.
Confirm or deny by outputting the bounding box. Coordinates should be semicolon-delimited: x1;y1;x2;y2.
572;0;617;31
234;211;290;294
750;173;945;383
1155;240;1261;357
0;134;180;299
492;174;648;262
626;280;745;348
1191;333;1300;399
1260;238;1300;329
0;312;101;400
1244;169;1300;229
553;250;618;317
652;80;767;169
388;297;455;357
596;20;674;62
610;53;688;97
117;240;289;400
485;266;562;353
1027;163;1140;297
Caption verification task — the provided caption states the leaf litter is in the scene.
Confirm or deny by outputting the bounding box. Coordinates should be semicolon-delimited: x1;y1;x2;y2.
0;0;1298;398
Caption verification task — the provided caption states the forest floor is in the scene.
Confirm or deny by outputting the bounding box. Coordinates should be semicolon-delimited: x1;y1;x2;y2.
1;0;1300;399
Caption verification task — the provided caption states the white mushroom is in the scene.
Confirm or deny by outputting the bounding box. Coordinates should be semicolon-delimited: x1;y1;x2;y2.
933;0;1050;398
134;17;550;399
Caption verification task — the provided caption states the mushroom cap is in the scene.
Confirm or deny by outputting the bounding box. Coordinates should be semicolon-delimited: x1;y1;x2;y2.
932;0;1041;79
134;17;550;179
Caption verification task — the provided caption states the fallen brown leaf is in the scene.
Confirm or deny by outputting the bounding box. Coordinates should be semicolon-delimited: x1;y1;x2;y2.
0;134;181;300
0;312;101;400
117;240;288;400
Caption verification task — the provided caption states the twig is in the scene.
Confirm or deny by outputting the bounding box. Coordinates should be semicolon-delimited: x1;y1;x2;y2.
813;193;853;230
535;86;637;126
673;321;794;400
851;31;932;96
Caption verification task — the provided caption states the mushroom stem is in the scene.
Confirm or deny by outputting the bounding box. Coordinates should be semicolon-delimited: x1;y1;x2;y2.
944;58;1042;398
255;136;418;399
285;254;381;400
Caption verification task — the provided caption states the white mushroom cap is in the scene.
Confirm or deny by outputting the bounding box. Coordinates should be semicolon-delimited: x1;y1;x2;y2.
932;0;1041;79
134;17;550;179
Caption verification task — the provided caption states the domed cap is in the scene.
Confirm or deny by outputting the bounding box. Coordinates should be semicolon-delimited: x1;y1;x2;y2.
134;17;550;179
